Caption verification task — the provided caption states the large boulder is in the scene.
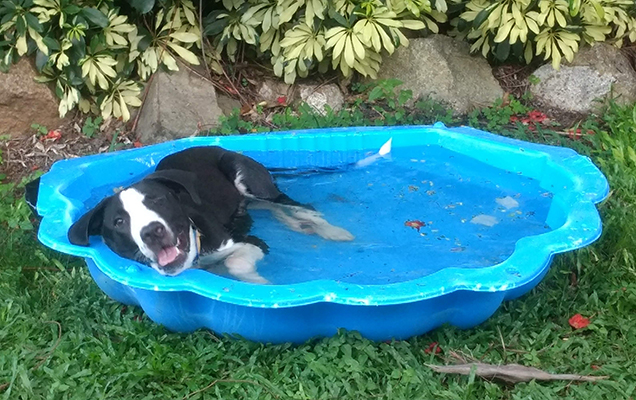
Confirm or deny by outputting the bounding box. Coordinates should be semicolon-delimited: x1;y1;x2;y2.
136;66;227;144
0;58;66;137
373;35;504;114
530;43;636;115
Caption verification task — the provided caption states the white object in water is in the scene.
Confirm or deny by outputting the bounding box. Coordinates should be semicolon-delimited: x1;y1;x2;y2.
355;138;393;168
496;196;520;210
471;214;499;227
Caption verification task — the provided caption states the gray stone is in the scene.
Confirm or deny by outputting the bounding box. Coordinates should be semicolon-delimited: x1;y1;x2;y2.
0;58;66;137
136;66;225;144
256;79;293;106
298;83;345;114
217;93;242;115
530;43;636;115
373;35;504;114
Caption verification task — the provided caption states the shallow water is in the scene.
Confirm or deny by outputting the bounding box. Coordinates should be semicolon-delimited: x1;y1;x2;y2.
243;144;554;285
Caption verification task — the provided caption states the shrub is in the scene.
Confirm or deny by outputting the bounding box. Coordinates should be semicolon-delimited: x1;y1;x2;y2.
1;0;634;123
452;0;636;68
202;0;448;83
0;0;202;121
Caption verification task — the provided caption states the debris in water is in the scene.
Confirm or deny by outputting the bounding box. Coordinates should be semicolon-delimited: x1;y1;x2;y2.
405;220;426;232
471;214;499;227
408;185;419;192
496;196;519;210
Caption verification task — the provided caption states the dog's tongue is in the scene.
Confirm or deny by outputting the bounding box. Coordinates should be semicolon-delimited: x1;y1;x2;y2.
157;246;179;267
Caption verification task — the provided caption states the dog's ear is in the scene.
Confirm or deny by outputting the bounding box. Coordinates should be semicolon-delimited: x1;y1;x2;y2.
144;169;202;205
68;196;111;246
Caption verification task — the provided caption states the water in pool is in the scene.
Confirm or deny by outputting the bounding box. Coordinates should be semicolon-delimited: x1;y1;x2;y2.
239;144;554;285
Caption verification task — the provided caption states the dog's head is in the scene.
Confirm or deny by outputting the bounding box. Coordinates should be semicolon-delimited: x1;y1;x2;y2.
68;170;202;276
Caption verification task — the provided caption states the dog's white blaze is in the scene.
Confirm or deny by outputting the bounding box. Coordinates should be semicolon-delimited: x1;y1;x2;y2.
119;188;175;263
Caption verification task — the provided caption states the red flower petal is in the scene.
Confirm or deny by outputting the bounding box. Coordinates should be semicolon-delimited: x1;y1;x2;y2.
591;365;600;370
133;141;143;148
568;313;591;329
276;96;287;105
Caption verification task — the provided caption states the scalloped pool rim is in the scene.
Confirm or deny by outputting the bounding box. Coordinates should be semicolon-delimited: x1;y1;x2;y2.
37;123;609;308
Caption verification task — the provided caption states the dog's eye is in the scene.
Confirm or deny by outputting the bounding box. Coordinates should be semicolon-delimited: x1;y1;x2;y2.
113;217;124;227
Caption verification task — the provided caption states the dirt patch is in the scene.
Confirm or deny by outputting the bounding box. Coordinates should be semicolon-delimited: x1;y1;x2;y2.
492;64;534;98
2;113;136;184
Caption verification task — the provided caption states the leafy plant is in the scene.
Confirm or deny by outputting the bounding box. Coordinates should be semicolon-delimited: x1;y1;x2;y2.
203;0;446;84
453;0;636;68
1;0;202;122
30;122;48;135
81;115;102;137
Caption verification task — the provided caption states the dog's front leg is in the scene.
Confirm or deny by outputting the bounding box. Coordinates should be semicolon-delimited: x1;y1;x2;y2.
223;243;269;284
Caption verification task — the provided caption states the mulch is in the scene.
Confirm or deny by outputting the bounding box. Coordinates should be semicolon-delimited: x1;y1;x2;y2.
2;114;137;184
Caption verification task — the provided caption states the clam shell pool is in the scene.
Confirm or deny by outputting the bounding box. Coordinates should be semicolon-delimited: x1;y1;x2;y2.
35;124;609;343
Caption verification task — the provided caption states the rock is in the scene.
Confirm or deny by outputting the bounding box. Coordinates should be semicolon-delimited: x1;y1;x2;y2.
373;35;504;114
256;79;293;106
530;43;636;115
0;58;66;137
298;83;345;114
217;93;242;115
136;66;225;144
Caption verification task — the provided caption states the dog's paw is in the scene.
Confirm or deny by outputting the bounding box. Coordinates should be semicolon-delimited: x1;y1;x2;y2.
315;225;355;241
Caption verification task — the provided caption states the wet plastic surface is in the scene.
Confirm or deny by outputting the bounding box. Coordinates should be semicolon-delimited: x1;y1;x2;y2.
36;123;609;343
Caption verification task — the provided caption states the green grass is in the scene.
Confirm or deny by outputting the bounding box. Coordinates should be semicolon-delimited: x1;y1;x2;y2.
1;88;636;399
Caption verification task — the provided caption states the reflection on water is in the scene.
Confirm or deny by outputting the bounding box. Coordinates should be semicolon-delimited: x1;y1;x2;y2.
243;145;554;285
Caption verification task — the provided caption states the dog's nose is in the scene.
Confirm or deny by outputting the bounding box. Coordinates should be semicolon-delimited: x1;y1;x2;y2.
141;222;167;244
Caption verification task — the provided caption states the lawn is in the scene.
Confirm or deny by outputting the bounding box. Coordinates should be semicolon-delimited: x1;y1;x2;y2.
1;91;635;399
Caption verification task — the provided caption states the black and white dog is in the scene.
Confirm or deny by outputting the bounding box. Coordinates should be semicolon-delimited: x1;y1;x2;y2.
67;146;355;284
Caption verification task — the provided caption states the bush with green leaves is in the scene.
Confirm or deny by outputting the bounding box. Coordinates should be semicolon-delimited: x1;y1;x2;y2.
202;0;449;83
0;0;202;121
452;0;636;68
1;0;635;125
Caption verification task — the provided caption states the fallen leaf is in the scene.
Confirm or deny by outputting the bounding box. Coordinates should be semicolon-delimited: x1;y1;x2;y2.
405;220;426;232
43;129;62;141
424;342;442;354
528;110;548;123
240;104;252;115
426;363;608;384
133;141;143;148
569;314;591;329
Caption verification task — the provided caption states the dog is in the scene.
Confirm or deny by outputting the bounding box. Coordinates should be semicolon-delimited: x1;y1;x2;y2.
67;146;355;284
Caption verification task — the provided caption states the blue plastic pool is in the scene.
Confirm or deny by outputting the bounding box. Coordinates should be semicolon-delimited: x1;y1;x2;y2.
36;123;609;343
